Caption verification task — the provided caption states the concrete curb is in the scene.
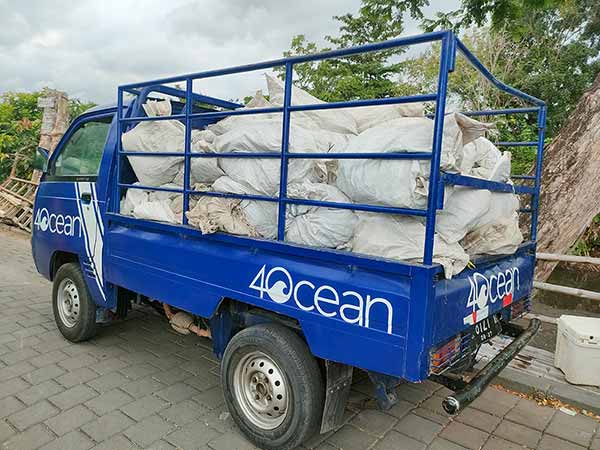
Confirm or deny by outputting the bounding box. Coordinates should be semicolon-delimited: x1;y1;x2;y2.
475;338;600;415
491;365;600;415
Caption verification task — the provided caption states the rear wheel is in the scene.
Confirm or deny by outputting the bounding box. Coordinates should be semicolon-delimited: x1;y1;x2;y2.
221;324;324;450
52;262;97;342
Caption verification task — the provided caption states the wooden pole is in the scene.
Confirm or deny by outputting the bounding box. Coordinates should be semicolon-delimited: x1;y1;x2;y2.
32;90;69;182
536;252;600;265
533;281;600;301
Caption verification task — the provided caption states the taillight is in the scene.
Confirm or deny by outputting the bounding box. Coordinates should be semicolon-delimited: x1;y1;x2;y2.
510;297;531;320
430;333;472;375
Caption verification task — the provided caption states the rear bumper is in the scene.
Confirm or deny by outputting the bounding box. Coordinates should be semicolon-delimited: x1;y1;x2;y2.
432;318;541;414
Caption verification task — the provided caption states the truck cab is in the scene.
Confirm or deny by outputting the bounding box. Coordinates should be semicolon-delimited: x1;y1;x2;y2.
32;105;116;311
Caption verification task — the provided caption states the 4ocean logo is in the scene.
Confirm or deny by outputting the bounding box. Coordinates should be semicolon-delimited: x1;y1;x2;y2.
33;208;82;237
249;265;395;334
464;267;520;325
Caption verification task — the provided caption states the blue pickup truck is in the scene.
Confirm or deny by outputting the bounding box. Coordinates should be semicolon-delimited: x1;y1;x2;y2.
31;31;545;450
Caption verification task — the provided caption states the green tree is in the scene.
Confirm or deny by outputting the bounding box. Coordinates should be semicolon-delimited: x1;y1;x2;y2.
276;0;427;102
0;91;43;181
281;0;599;138
424;0;600;135
0;90;96;182
399;29;539;174
279;0;599;173
69;98;97;121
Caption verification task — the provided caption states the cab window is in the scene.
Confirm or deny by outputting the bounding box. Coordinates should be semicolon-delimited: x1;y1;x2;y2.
52;116;112;179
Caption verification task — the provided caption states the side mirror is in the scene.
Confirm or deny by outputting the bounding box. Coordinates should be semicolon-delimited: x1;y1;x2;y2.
33;147;49;173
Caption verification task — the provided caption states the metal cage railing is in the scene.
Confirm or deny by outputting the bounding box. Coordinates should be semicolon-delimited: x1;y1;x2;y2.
111;30;547;267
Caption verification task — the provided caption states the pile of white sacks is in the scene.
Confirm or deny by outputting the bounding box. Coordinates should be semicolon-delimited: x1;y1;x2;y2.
121;74;522;278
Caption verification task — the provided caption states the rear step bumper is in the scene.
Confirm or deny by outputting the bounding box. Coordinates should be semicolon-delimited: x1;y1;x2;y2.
432;318;541;414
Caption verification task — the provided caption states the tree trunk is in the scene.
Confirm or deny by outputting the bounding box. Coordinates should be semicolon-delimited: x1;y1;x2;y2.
534;73;600;281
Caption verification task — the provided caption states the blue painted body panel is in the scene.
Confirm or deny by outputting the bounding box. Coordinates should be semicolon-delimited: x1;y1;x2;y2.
31;31;546;382
105;221;415;377
433;247;535;345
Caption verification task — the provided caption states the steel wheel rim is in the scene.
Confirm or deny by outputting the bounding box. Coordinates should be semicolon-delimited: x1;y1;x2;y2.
57;278;80;328
233;350;289;430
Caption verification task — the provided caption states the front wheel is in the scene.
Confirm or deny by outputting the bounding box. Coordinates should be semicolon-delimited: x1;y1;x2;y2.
221;323;324;450
52;262;97;342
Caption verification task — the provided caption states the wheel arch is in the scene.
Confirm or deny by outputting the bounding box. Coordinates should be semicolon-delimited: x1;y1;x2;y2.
49;251;79;281
209;297;304;360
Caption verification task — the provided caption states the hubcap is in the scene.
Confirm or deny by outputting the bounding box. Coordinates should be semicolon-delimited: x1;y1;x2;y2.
233;351;289;430
57;278;80;328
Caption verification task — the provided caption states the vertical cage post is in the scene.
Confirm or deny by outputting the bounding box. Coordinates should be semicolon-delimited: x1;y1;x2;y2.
448;36;457;73
277;62;293;241
183;78;193;225
530;106;547;241
423;32;454;265
115;87;124;214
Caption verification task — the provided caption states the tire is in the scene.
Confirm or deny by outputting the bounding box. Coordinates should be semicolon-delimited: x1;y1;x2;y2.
52;262;98;342
221;323;324;450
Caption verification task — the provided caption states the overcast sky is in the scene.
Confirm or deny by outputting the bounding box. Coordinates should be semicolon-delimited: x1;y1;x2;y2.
0;0;459;104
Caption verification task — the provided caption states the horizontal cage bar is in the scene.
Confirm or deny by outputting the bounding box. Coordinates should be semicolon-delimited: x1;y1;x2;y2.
118;183;184;194
187;191;427;217
120;151;185;157
189;190;278;203
190;106;283;120
282;197;428;217
287;93;436;112
119;151;434;160
442;173;535;195
494;141;538;147
460;107;540;117
511;175;536;180
120;31;449;90
287;152;433;160
139;84;242;110
120;114;186;123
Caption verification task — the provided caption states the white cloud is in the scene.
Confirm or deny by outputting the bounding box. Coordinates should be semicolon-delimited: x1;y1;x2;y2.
0;0;459;104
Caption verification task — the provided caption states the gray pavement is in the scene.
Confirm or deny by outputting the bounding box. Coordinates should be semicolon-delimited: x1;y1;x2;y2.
1;228;599;450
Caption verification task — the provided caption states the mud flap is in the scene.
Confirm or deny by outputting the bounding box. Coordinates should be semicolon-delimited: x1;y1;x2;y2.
320;361;353;433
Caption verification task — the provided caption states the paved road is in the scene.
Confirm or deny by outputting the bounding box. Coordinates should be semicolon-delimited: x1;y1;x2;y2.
0;228;598;450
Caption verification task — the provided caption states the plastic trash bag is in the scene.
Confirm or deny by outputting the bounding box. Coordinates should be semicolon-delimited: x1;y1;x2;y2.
121;100;184;186
351;214;469;279
336;113;493;208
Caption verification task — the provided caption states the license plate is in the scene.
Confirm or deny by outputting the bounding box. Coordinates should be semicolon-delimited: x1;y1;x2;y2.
472;315;503;346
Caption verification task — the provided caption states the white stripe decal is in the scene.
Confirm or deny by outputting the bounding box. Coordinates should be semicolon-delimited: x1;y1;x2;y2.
75;182;106;301
90;183;104;236
75;183;99;292
88;182;105;288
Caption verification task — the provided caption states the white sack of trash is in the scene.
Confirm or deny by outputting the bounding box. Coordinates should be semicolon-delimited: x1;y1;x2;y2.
120;74;522;278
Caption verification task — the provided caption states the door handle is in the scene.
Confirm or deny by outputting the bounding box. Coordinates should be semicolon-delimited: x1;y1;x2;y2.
81;192;92;204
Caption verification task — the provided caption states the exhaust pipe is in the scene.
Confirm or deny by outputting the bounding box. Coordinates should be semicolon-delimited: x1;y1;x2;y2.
438;318;541;415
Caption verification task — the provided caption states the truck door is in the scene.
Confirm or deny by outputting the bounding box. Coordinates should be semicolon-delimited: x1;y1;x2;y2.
33;113;113;306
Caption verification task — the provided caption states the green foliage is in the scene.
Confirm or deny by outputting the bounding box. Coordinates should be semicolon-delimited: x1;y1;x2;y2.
424;0;600;136
69;98;96;121
571;215;600;256
0;91;43;181
398;29;541;174
275;0;427;102
0;90;96;182
496;115;539;174
279;0;598;176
